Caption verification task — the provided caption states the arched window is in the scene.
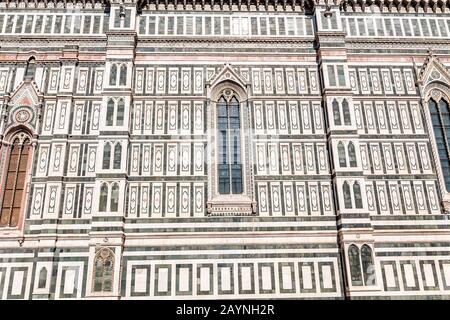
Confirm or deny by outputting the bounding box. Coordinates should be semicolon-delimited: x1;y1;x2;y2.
109;64;117;86
106;99;115;126
217;96;243;195
99;183;108;212
102;143;111;169
116;99;125;126
348;244;363;286
113;144;121;170
361;245;375;286
343;181;352;209
0;134;32;227
110;183;119;212
348;142;357;167
338;142;347;167
38;267;47;289
25;57;36;79
353;182;363;208
93;248;114;293
119;64;127;86
342;99;351;125
429;99;450;191
332;99;341;125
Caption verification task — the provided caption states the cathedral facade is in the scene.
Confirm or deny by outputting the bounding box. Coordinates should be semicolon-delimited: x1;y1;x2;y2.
0;0;450;300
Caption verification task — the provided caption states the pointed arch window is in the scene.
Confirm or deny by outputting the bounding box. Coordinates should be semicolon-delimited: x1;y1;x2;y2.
338;142;347;167
113;144;121;170
105;98;126;127
348;142;357;167
110;184;119;212
93;248;114;293
353;182;363;208
0;133;32;228
348;244;376;287
116;99;125;126
361;245;375;285
102;143;111;169
348;244;363;286
332;99;341;125
99;183;108;212
429;98;450;191
343;181;352;209
109;64;117;86
106;99;115;126
342;99;351;125
119;65;127;86
217;96;243;195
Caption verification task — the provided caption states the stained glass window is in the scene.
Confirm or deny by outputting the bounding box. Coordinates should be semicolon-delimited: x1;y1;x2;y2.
93;248;114;293
348;245;363;286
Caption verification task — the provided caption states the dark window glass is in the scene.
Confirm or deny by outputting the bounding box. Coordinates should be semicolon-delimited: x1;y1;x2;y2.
83;16;91;34
402;19;412;36
116;99;125;125
361;245;375;286
93;16;101;34
113;144;121;169
217;96;243;195
93;249;114;293
64;15;72;33
148;16;156;34
342;99;351;125
411;19;420;36
429;19;439;37
348;142;357;167
34;15;43;33
186;17;193;35
54;15;63;34
367;18;375;36
349;245;363;286
124;9;131;28
223;17;230;35
375;18;384;36
328;65;336;86
214;17;221;35
110;65;117;86
260;17;267;35
278;17;286;35
25;58;36;78
439;20;448;37
99;184;108;211
44;15;53;33
167;16;174;35
251;17;258;35
430;99;450;191
343;182;352;209
38;267;47;289
357;18;365;36
353;182;362;208
158;16;165;35
103;143;111;169
195;17;202;35
5;15;14;33
177;16;184;35
420;19;430;36
333;99;341;125
393;19;402;37
15;15;24;33
73;15;81;33
338;142;347;167
348;18;357;36
106;99;115;126
384;19;394;36
24;15;33;33
119;65;127;86
269;17;276;35
110;184;119;212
